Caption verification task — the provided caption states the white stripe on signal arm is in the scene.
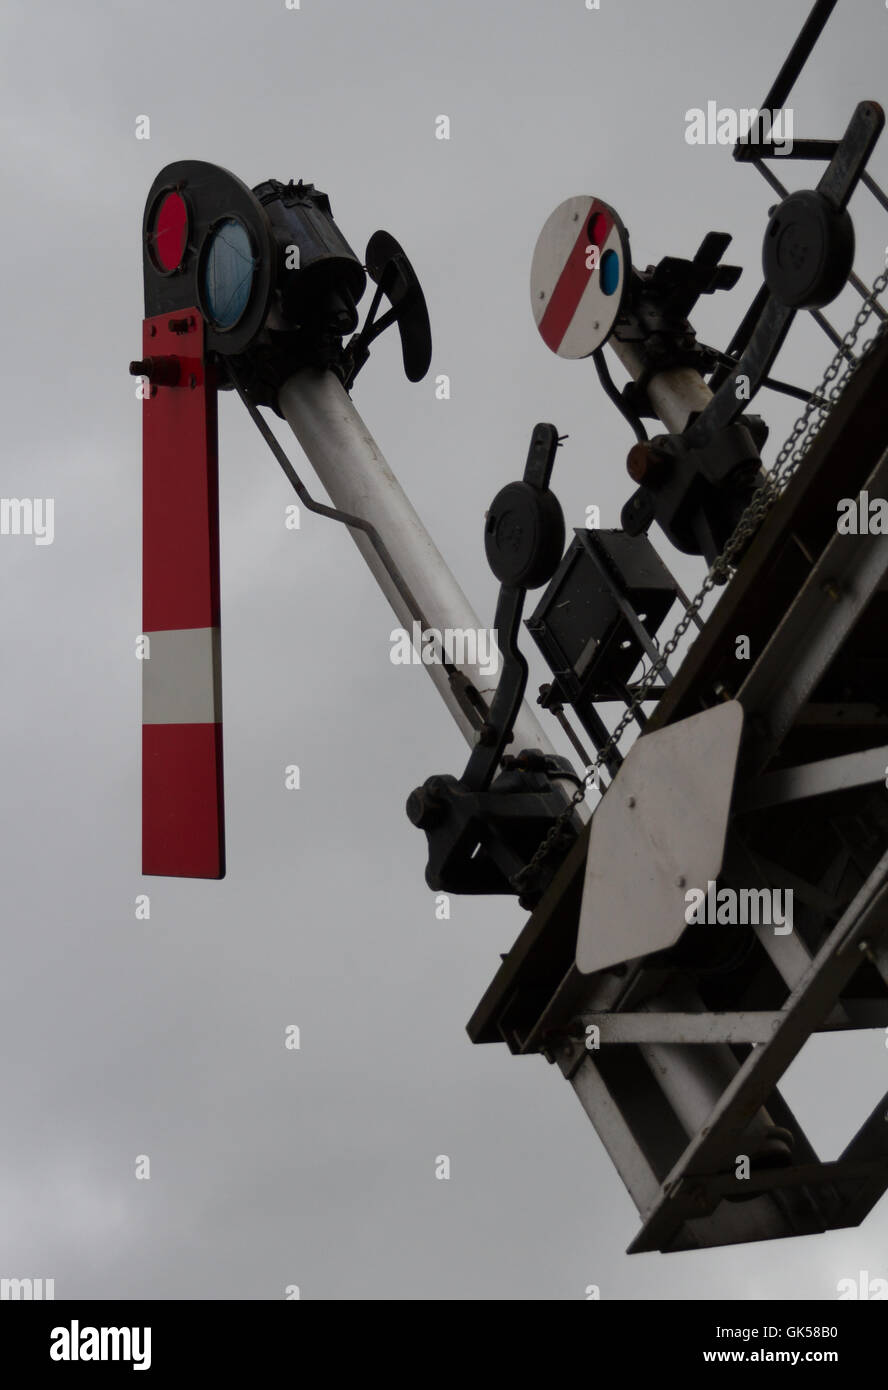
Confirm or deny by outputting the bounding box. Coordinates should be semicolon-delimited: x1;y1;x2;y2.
142;626;222;726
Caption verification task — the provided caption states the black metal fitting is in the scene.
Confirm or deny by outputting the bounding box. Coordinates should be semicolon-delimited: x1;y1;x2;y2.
621;421;765;564
407;425;579;903
406;753;579;902
128;356;181;386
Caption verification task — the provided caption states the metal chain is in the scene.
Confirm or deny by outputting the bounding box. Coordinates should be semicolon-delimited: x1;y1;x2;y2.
512;269;888;895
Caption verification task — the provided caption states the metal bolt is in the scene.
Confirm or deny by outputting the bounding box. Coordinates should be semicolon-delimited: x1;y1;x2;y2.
406;783;446;829
675;875;686;888
822;579;841;602
627;441;669;485
626;795;636;808
129;356;181;387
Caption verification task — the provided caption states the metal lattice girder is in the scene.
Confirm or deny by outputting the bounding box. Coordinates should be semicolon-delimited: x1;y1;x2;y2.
837;1085;888;1226
628;848;888;1251
737;445;888;773
468;329;888;1253
736;744;888;812
647;331;888;736
559;1039;799;1250
575;1010;867;1045
469;332;888;1053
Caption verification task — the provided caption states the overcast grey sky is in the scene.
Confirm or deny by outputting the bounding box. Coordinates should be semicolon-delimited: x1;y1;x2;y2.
1;0;887;1299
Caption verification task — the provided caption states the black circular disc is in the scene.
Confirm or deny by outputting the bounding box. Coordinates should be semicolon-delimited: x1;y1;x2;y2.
484;481;564;589
762;189;854;310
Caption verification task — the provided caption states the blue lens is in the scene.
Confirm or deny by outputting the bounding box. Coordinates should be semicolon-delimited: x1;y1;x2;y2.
202;218;255;328
600;248;620;296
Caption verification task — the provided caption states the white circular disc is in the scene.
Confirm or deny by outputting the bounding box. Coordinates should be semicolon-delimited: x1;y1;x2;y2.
530;195;630;358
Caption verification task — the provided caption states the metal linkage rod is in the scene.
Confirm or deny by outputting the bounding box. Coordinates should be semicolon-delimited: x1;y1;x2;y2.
230;363;435;640
762;0;838;110
735;0;840;158
862;170;888;215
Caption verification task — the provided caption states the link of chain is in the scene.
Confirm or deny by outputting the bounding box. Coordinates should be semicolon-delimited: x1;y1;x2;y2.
512;269;888;895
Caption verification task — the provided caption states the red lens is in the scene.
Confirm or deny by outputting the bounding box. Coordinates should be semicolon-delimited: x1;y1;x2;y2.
152;191;188;271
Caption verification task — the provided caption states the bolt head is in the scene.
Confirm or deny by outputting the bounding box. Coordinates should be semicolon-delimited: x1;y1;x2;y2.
406;787;441;829
627;441;669;485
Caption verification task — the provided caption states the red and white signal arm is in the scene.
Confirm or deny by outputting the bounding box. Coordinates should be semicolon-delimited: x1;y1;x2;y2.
530;195;631;358
140;308;225;880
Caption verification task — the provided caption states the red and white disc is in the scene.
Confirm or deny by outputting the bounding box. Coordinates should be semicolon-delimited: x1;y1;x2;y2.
530;195;630;358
